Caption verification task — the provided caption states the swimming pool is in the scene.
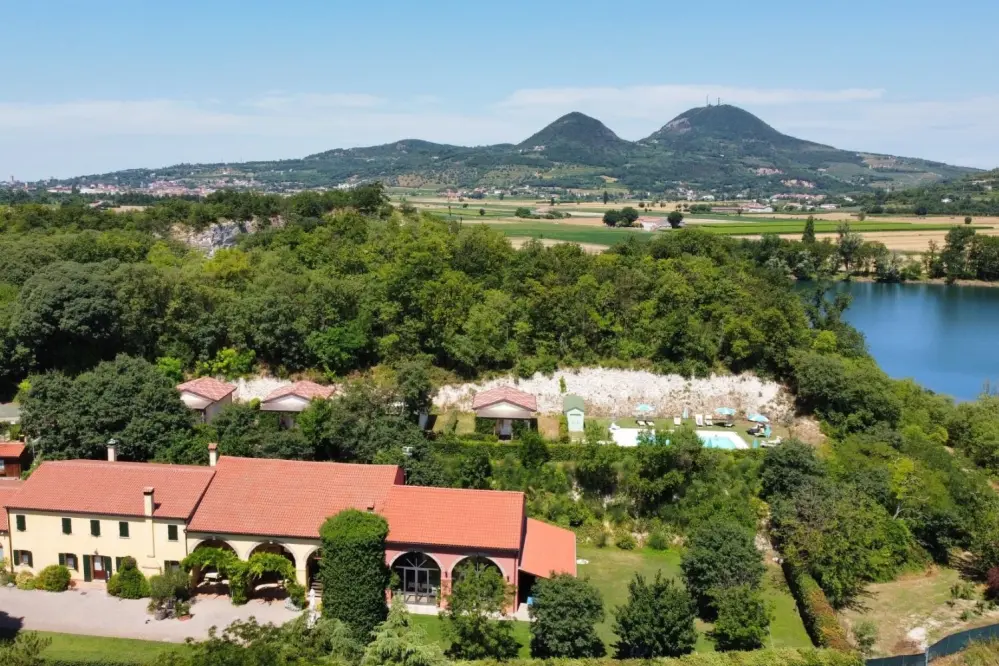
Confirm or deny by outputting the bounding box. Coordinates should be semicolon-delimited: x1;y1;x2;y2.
696;430;749;450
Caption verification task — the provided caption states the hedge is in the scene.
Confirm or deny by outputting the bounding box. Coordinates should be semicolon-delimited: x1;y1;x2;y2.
782;562;852;651
319;508;390;640
455;647;862;666
432;439;764;464
43;661;139;666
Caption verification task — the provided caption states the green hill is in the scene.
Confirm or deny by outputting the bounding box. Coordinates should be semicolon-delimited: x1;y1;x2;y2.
45;105;981;195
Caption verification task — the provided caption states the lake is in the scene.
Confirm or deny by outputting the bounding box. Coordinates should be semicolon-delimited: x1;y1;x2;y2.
835;281;999;401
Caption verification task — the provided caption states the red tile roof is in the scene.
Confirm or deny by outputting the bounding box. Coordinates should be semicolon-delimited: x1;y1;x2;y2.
262;381;337;403
188;456;401;539
177;377;235;402
0;442;26;458
471;386;538;412
7;461;215;519
382;485;525;551
0;480;23;532
520;518;577;578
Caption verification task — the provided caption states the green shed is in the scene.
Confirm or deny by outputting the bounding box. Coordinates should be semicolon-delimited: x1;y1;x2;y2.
563;395;585;432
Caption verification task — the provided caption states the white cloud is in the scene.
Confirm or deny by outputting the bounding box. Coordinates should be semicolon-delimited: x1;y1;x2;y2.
248;92;385;110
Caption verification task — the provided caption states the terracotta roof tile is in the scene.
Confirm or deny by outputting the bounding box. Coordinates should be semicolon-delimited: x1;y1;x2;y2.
520;518;577;578
188;457;401;539
0;480;23;532
0;442;26;458
262;381;337;403
382;485;525;551
7;461;214;519
176;377;235;402
471;386;537;412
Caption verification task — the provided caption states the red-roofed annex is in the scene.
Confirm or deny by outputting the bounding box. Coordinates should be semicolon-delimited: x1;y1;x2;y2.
3;445;575;612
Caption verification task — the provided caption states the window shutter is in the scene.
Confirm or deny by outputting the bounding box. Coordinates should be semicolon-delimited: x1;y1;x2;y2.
119;522;129;538
62;517;72;534
115;557;123;572
103;556;113;575
15;515;25;531
26;551;32;567
168;525;178;541
83;554;92;582
12;550;19;565
91;520;101;537
59;553;66;566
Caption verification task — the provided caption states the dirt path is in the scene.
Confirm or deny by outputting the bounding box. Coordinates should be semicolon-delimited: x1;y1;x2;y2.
507;237;609;253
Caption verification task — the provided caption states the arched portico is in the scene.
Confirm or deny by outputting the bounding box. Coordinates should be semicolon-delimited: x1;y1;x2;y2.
451;554;505;580
391;551;443;606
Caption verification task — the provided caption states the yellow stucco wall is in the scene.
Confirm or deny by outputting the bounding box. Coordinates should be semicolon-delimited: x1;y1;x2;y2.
1;531;10;566
187;532;320;585
6;509;189;580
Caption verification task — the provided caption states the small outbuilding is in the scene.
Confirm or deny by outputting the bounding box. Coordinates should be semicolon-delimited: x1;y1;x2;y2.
472;386;537;439
176;377;236;423
0;441;30;479
260;380;337;428
563;395;585;432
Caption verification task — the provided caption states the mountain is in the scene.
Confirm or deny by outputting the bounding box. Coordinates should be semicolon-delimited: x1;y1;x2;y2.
45;105;980;196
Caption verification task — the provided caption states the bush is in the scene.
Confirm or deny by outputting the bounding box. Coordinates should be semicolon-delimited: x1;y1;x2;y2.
615;532;637;550
287;581;307;609
320;509;390;640
710;585;772;651
965;216;973;225
108;556;150;599
782;563;851;650
15;570;36;590
36;565;71;592
529;573;605;658
852;619;878;657
613;572;698;658
647;527;673;551
473;650;864;666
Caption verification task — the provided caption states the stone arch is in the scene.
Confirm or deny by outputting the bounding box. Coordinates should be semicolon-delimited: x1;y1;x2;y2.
392;551;443;606
248;542;297;568
188;539;239;589
192;538;237;554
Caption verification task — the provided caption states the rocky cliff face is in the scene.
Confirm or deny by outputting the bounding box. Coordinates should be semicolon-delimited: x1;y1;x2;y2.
171;217;278;256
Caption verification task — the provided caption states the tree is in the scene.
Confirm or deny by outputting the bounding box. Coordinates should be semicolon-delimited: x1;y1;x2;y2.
853;619;879;657
612;572;697;658
602;209;623;227
667;211;684;228
0;631;50;666
514;207;532;218
836;223;864;273
529;574;605;658
914;205;929;217
965;216;973;225
394;357;436;423
518;429;550;469
21;354;192;461
710;585;772;651
479;208;486;216
320;509;390;640
620;207;640;225
455;448;492;489
802;215;816;243
680;521;765;616
441;560;519;660
550;197;556;207
602;190;609;205
760;440;826;500
363;598;448;666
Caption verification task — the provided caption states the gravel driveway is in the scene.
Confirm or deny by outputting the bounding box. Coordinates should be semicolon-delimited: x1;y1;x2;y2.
0;587;300;642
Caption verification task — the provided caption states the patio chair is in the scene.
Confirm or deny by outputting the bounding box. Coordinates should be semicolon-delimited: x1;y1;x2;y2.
695;414;704;427
673;416;681;426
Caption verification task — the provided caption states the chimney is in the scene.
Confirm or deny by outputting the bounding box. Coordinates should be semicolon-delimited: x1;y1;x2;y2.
208;442;218;467
143;487;154;517
107;442;117;462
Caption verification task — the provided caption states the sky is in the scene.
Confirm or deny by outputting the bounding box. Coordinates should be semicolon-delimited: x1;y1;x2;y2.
2;0;998;180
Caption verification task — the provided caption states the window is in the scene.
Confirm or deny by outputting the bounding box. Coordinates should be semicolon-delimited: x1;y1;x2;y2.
90;519;101;537
15;515;25;532
62;517;72;534
59;553;78;570
164;560;181;572
13;550;32;567
118;521;129;538
167;525;178;541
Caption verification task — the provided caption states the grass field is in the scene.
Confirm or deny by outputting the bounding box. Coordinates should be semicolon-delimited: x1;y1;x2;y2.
576;545;811;653
34;631;184;663
411;614;532;658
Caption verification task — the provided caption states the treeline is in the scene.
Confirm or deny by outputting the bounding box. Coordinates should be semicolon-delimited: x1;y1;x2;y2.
742;219;999;283
852;170;999;216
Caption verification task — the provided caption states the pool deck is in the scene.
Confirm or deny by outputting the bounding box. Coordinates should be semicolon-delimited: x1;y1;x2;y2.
595;417;772;449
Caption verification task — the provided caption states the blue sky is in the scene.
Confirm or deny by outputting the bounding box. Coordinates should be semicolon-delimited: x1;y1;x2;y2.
2;0;997;179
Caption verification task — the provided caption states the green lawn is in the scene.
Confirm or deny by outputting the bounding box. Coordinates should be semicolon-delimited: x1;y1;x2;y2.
410;614;532;658
33;631;184;663
576;545;811;653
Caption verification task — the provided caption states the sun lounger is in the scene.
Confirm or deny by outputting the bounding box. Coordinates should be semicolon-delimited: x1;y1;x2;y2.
695;414;704;427
673;416;681;426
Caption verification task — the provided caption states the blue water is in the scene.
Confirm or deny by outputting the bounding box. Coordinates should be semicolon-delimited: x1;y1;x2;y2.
701;435;741;450
835;282;999;401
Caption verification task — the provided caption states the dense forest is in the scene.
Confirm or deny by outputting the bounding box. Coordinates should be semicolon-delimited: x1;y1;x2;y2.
3;189;999;631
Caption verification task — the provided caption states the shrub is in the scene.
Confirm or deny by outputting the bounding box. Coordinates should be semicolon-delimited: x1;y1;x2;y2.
951;580;977;600
852;619;878;656
287;581;307;609
647;527;673;551
174;599;192;618
443;560;519;660
782;563;851;650
681;522;765;616
469;651;863;666
529;573;605;658
320;509;390;640
965;216;973;225
36;565;71;592
15;570;36;590
615;532;637;550
710;585;772;651
613;572;697;658
108;556;150;599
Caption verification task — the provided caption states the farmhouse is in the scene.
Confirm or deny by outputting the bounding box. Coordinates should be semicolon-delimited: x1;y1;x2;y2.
260;381;337;428
472;386;538;439
2;444;575;612
176;377;236;423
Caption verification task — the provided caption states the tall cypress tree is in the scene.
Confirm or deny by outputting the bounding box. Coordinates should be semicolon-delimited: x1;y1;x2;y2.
320;509;390;639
